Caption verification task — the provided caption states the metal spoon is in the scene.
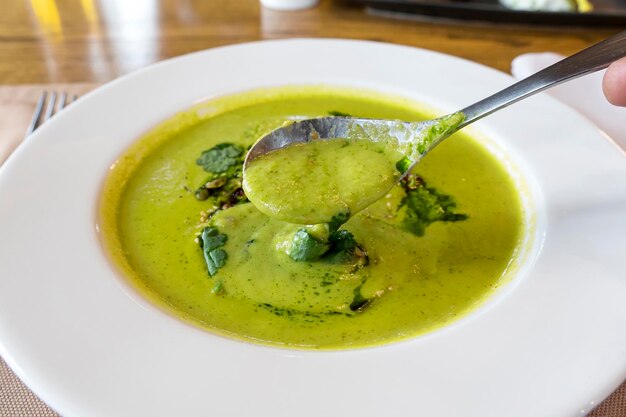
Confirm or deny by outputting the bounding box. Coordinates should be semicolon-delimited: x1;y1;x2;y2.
245;30;626;173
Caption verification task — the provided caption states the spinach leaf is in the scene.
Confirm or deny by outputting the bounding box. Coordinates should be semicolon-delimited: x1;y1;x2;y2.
199;226;228;276
196;143;244;174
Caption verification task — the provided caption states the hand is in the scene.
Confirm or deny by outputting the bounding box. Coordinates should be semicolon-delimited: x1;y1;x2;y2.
603;57;626;106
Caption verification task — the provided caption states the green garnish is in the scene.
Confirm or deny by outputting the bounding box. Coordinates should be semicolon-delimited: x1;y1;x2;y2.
194;143;248;215
328;211;350;232
288;229;330;262
400;174;467;236
415;112;465;155
288;227;368;267
395;156;412;174
328;110;352;117
196;143;244;173
324;230;368;266
349;282;371;312
259;303;349;319
199;226;228;276
211;280;225;296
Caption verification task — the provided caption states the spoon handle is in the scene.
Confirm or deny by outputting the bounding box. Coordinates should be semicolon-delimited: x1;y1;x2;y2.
458;30;626;128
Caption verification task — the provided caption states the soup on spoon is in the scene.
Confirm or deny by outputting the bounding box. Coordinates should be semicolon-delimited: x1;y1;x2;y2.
242;114;464;225
242;137;402;225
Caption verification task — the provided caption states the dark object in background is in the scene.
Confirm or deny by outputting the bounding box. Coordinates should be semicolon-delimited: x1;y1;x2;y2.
344;0;626;26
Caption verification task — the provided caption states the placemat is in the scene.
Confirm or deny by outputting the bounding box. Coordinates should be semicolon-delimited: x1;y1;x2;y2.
0;84;624;417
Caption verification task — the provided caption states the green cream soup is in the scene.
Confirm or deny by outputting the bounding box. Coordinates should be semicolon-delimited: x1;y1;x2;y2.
100;87;524;349
243;138;405;225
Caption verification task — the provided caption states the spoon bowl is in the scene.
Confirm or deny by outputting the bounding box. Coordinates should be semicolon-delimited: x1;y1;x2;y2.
243;115;459;172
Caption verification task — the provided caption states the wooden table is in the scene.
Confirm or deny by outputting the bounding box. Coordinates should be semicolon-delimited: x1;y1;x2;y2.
0;0;620;85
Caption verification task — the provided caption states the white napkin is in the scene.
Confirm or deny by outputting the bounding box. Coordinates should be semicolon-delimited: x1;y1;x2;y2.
511;52;626;151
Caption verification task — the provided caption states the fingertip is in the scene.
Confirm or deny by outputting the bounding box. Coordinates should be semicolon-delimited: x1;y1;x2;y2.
603;56;626;107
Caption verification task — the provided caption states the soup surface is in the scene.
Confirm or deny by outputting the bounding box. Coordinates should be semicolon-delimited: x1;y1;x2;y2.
100;86;524;349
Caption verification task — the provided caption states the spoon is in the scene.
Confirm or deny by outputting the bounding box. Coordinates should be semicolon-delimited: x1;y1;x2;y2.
243;30;625;223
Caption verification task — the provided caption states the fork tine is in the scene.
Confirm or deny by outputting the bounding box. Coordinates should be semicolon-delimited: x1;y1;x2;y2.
25;91;47;138
43;92;57;123
57;92;68;111
25;91;80;140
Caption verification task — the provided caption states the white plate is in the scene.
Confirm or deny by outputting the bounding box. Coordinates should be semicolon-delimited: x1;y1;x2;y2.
0;39;625;417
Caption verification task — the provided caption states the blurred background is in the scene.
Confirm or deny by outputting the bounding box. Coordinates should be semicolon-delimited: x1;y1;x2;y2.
0;0;621;84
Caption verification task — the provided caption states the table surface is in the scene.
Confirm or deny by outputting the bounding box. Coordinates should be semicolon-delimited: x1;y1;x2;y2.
0;0;621;85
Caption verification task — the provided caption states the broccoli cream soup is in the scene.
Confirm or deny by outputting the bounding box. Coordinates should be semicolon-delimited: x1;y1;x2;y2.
243;138;405;225
99;86;524;349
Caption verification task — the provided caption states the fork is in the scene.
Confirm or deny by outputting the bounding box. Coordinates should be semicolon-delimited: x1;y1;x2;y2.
24;91;78;139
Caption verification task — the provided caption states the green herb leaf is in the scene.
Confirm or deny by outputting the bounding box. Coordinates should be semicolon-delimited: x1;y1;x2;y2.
193;143;249;217
208;248;227;269
196;143;244;174
328;110;352;117
199;227;228;276
414;112;465;155
400;174;467;236
201;227;227;250
328;211;350;233
324;230;368;266
288;229;330;262
395;156;412;174
287;227;369;267
349;282;371;312
211;280;225;296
